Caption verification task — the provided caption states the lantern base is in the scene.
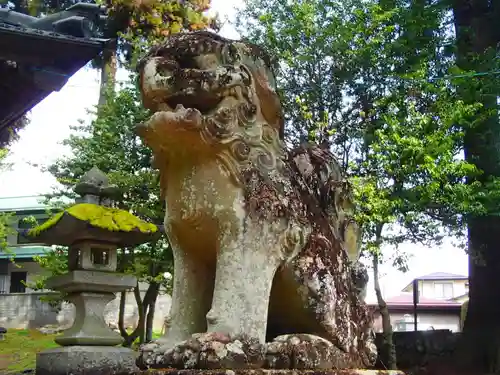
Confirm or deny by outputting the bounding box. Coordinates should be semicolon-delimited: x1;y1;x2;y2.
36;345;138;375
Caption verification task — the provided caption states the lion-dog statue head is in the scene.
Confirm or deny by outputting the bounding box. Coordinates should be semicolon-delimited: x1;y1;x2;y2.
136;31;285;196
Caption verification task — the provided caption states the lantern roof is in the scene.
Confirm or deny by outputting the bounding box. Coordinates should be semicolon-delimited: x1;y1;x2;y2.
21;167;162;247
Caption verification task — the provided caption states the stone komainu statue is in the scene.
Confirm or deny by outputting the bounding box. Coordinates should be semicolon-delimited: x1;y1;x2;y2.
135;31;376;370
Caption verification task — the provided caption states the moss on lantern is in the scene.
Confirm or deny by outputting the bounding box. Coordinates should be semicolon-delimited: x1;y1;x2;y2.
28;203;158;236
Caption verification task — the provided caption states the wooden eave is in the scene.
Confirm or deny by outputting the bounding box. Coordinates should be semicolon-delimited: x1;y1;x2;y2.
0;22;110;140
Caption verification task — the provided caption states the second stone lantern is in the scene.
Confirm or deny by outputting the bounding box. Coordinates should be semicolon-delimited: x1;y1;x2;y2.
24;167;161;375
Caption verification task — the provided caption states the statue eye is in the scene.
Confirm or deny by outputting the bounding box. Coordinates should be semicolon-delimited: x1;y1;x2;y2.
224;44;240;64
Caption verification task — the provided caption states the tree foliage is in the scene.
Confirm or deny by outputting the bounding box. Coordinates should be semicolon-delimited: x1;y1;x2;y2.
0;148;13;250
0;114;30;148
237;0;486;263
237;0;364;159
108;0;217;62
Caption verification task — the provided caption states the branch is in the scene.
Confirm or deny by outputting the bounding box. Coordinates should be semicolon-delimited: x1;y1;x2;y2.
123;282;145;346
118;291;129;338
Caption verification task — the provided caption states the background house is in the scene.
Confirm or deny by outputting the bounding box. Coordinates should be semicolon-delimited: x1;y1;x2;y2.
402;272;469;300
371;272;467;332
0;195;51;295
0;195;61;328
0;195;172;331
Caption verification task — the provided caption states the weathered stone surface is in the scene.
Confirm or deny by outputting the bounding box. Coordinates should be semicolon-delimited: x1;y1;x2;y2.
266;334;358;370
55;291;124;346
136;30;375;370
139;332;266;370
46;269;137;294
132;370;405;375
44;269;137;346
36;345;138;375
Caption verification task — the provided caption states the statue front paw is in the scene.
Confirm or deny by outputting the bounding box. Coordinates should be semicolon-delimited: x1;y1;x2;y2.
136;340;164;369
153;332;266;369
265;334;351;369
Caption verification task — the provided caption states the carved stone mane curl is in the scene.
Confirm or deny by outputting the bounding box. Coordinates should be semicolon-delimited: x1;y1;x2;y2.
197;100;286;187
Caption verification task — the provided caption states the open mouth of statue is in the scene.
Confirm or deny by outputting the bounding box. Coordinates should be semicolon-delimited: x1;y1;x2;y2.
163;89;224;116
152;55;233;115
139;32;251;115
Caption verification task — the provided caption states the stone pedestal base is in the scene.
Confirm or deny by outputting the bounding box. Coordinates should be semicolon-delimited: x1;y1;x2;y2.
36;345;138;375
46;270;137;346
133;370;405;375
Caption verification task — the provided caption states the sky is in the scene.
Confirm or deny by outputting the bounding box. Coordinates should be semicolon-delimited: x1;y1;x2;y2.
0;0;468;301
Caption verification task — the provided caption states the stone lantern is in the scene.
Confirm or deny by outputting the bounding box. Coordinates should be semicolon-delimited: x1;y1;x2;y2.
28;167;161;375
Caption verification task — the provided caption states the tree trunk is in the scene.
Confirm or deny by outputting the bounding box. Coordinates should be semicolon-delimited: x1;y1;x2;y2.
453;0;500;372
121;283;145;347
373;250;397;370
457;218;500;372
120;282;159;347
145;283;159;343
98;46;118;108
118;290;128;339
117;249;131;342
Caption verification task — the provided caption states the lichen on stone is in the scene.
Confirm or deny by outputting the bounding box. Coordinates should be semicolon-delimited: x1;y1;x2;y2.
28;203;158;236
